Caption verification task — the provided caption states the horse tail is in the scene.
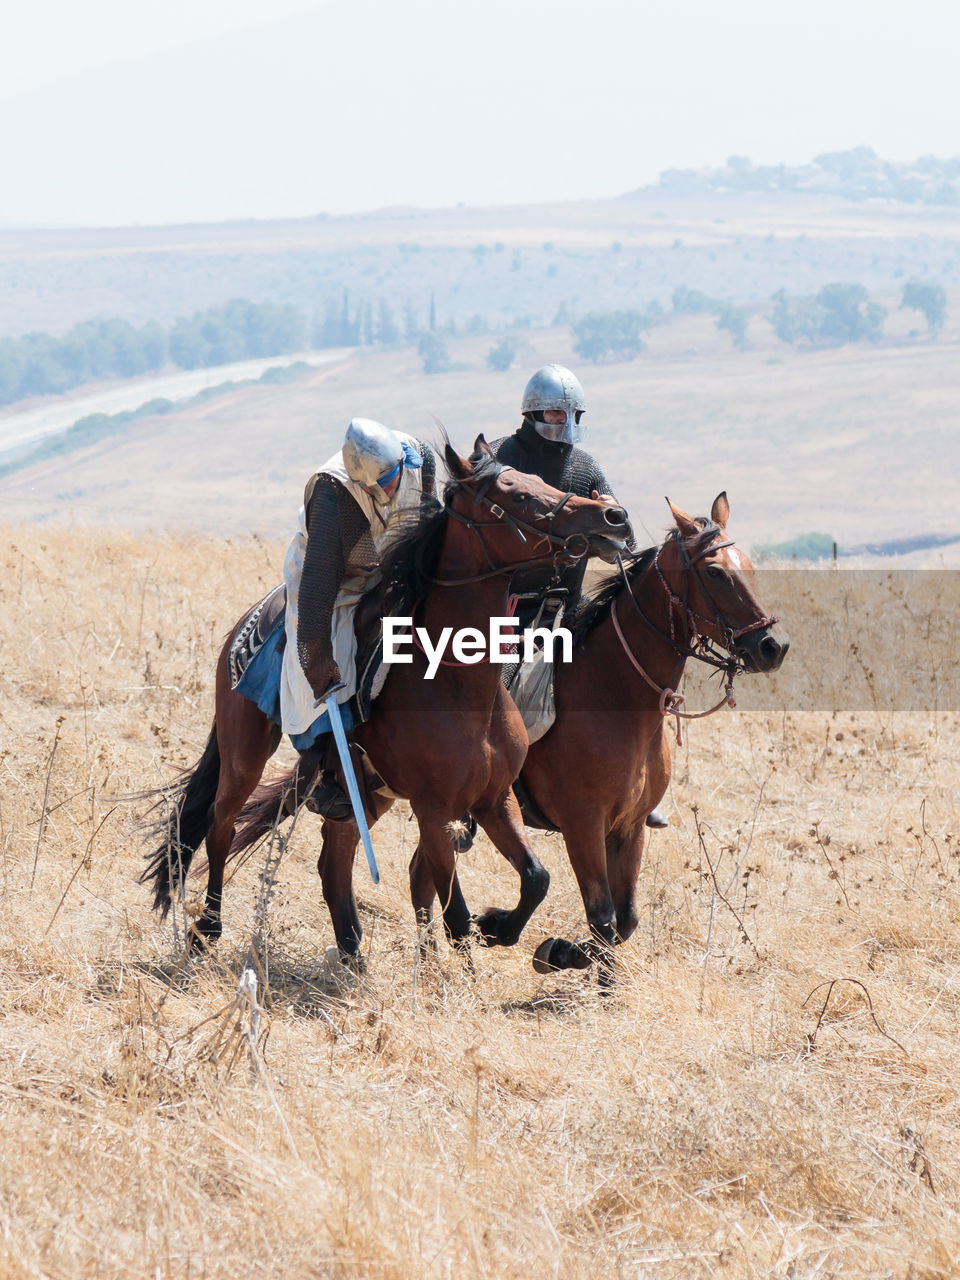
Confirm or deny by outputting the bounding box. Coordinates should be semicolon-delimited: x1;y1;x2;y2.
228;767;303;861
139;722;221;917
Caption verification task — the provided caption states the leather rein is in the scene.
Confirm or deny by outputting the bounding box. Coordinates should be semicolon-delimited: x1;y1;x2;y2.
610;528;780;744
422;465;597;589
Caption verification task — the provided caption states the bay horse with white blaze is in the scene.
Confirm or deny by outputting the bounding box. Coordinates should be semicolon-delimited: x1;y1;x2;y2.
142;437;629;952
516;491;789;978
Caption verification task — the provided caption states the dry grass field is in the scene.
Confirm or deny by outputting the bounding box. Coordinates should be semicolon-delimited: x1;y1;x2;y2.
2;528;960;1278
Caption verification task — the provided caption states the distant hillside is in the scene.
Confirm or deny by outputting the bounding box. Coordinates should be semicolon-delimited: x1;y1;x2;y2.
2;186;960;343
650;147;960;206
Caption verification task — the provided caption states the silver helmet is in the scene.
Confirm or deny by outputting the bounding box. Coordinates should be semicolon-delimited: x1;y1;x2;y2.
342;417;405;503
521;364;586;445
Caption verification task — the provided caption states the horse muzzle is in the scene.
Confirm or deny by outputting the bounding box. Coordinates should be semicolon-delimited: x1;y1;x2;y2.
585;507;632;562
734;624;789;673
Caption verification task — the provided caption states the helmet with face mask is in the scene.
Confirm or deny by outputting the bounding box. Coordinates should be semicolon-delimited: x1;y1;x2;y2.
521;364;586;446
342;417;405;504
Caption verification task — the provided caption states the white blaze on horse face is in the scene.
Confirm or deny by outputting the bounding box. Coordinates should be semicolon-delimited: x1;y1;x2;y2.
727;547;742;570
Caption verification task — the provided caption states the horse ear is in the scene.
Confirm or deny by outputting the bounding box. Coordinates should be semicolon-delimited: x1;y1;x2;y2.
444;440;470;479
711;491;730;528
667;498;699;539
473;434;494;458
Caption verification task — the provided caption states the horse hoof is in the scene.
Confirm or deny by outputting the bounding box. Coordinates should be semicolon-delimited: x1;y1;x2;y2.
532;937;592;973
188;916;222;952
338;949;366;975
533;938;561;973
475;907;517;948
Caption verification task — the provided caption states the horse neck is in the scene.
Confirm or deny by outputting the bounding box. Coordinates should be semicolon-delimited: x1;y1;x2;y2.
416;516;518;693
592;556;689;706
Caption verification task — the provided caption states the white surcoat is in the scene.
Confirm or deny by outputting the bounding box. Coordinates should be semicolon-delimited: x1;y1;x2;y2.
279;433;425;735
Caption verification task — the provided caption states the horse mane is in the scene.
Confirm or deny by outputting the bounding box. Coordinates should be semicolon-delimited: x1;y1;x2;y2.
568;516;721;648
373;442;505;618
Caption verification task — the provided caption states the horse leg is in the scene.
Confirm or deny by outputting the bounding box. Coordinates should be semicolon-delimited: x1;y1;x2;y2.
316;788;394;968
317;818;365;968
194;678;282;948
532;822;616;979
471;789;550;948
409;842;440;958
415;816;473;948
607;826;645;945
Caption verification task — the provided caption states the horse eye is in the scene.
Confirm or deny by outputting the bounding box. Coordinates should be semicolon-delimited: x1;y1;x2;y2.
513;493;529;504
706;565;725;579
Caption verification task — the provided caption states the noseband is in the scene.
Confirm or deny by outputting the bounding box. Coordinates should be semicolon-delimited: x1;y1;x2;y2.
611;525;780;742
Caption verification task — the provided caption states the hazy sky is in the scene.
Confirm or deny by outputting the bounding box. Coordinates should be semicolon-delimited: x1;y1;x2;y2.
2;0;958;226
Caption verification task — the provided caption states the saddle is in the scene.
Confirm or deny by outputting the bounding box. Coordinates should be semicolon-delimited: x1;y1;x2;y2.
228;584;286;689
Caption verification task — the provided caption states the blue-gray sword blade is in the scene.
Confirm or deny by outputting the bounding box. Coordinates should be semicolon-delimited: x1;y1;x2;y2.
324;693;380;885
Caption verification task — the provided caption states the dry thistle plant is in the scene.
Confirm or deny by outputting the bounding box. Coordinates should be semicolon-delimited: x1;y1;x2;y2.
0;526;959;1278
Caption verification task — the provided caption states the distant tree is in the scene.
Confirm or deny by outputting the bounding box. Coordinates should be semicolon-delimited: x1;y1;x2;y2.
770;284;884;348
716;304;750;351
769;288;820;346
900;280;947;336
403;300;419;342
376;299;400;345
418;332;451;374
672;285;722;315
486;335;520;371
0;340;23;403
553;300;572;325
339;290;358;345
168;317;207;369
361;301;375;347
428;292;437;331
572;311;647;363
816;283;886;344
314;299;342;348
463;314;490;336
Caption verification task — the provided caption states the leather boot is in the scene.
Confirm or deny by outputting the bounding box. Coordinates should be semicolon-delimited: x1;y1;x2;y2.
303;737;354;822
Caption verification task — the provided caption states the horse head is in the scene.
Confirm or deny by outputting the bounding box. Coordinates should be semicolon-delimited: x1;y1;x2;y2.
442;435;632;570
660;492;789;673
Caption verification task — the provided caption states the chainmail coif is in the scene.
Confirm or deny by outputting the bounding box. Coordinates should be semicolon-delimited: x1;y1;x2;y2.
489;419;633;617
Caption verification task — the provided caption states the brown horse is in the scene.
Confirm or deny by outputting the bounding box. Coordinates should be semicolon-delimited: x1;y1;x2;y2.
510;492;789;979
142;437;629;952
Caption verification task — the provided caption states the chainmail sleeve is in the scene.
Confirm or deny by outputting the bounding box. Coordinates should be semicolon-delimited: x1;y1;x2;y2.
296;477;344;677
415;440;438;500
588;459;636;552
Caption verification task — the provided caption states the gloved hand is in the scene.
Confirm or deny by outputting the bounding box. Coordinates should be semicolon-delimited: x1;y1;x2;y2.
307;656;342;703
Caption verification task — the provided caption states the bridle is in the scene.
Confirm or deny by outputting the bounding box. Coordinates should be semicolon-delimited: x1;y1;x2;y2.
423;464;602;588
610;524;780;743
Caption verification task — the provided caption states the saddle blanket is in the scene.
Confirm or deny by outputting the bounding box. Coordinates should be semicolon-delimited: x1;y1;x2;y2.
231;584;387;742
229;584;286;690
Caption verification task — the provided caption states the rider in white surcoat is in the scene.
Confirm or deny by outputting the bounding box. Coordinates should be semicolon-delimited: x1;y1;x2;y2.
280;417;435;747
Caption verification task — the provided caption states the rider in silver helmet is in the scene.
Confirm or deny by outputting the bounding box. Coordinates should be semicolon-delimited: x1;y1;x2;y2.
236;416;437;819
492;365;667;829
492;364;626;624
520;363;586;447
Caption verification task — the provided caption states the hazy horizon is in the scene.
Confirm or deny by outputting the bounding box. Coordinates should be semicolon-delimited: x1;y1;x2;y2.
3;0;959;228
